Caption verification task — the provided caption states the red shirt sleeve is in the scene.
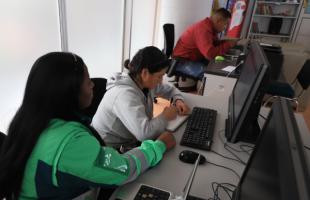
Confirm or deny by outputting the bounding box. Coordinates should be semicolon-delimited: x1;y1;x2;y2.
194;23;233;60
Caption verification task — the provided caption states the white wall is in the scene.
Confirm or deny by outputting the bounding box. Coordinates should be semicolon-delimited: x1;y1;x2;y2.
0;1;61;133
65;0;124;78
128;0;214;58
0;0;217;133
295;18;310;52
156;0;213;49
130;0;157;58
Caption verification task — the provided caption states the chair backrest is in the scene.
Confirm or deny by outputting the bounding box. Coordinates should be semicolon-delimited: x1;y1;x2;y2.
162;23;175;58
0;131;6;148
297;59;310;90
82;78;107;119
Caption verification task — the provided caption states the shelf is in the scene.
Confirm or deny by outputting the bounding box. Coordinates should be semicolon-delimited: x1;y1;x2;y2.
254;14;297;19
247;0;302;43
249;33;291;38
257;1;300;5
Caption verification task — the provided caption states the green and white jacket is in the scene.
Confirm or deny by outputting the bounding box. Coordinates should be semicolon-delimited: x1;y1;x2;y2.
19;119;166;199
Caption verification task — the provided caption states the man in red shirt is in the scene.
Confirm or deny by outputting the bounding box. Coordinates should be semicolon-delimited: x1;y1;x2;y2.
173;8;236;62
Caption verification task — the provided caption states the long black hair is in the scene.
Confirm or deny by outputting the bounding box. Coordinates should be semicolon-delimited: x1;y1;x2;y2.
0;52;102;198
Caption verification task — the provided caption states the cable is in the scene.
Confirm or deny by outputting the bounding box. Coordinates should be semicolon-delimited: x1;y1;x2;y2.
206;160;241;179
217;130;248;165
208;182;237;200
226;70;234;78
259;113;267;120
239;144;254;150
223;144;247;165
210;149;243;163
197;76;207;95
239;144;254;155
216;184;232;200
220;182;237;190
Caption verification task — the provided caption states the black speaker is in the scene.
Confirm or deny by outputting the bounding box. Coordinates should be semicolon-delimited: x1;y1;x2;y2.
268;18;283;34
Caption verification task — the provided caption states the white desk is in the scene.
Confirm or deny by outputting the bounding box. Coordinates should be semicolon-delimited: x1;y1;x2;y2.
202;74;237;98
111;82;249;200
110;74;310;200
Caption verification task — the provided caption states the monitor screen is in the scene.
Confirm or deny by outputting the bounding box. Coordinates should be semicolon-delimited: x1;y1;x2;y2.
225;41;270;143
233;98;310;200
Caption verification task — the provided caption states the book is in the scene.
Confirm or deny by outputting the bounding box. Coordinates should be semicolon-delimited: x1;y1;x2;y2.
252;22;259;33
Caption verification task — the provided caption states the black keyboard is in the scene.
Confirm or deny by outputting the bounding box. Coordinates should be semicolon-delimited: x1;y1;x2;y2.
134;185;170;200
180;107;217;151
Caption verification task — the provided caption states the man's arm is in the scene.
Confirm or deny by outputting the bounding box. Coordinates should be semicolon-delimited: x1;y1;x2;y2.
194;29;234;60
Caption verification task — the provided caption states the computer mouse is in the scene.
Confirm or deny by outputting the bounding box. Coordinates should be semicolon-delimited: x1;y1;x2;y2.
179;150;206;164
215;56;225;62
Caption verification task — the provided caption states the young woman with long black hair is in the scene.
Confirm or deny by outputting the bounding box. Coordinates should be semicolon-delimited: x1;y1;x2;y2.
0;52;175;199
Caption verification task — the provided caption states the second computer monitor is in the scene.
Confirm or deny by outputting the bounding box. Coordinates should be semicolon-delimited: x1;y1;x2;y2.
232;98;310;200
225;41;270;143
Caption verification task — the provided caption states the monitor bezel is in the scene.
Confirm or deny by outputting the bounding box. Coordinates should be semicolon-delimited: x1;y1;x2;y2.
226;41;270;143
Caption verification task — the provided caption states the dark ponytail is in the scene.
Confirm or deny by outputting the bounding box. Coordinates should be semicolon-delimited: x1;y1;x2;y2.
124;59;130;69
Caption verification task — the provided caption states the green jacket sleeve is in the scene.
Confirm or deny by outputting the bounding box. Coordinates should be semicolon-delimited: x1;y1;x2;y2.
57;132;166;186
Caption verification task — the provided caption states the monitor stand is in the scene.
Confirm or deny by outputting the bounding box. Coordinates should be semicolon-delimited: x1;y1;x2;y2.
241;120;260;143
225;119;260;144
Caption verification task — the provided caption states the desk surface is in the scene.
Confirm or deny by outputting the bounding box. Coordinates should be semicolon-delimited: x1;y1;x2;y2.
202;74;237;98
112;83;249;200
111;75;310;200
205;59;240;78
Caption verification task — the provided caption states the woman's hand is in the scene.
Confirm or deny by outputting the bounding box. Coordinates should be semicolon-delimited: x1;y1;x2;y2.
175;99;190;115
162;105;178;121
157;132;176;151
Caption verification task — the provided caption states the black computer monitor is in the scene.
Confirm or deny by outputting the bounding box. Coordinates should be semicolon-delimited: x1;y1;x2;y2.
233;98;310;200
225;41;270;143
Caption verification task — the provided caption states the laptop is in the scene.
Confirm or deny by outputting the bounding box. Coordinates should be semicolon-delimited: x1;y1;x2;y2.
133;154;204;200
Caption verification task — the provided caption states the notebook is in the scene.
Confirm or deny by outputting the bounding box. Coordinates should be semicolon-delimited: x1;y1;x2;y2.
166;114;189;132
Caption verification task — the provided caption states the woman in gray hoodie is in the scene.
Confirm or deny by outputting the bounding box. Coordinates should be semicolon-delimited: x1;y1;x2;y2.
92;46;189;150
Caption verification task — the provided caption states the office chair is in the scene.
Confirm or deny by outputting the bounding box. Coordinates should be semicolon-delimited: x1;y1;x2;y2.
154;23;175;103
166;58;205;92
264;59;310;111
162;23;175;58
0;131;6;148
82;78;107;119
161;24;204;92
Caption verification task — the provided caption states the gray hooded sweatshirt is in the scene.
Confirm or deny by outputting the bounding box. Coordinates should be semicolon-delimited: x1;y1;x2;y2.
91;72;184;148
